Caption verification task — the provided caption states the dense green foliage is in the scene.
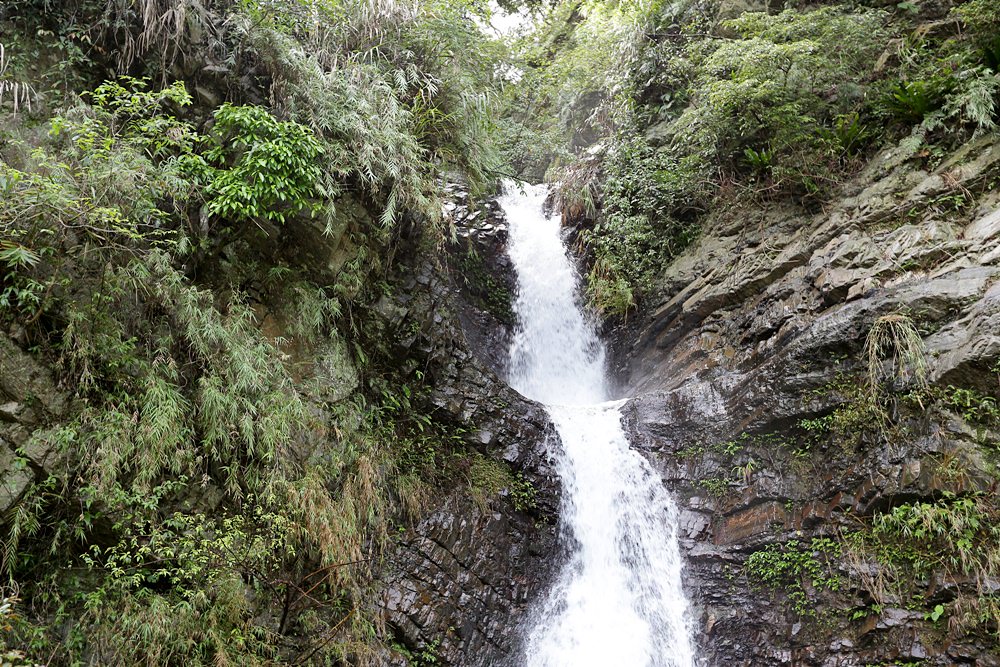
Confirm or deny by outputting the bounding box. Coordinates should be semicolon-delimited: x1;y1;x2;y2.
0;0;525;663
203;103;326;224
2;0;999;661
502;0;1000;314
745;537;842;617
852;491;1000;635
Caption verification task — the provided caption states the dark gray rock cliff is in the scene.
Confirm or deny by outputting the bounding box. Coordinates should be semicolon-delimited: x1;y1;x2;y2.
373;190;561;666
382;136;1000;665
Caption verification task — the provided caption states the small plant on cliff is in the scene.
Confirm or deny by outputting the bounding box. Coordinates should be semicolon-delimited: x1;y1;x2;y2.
853;491;1000;636
697;477;730;497
944;385;999;426
392;638;441;666
744;537;843;617
884;78;952;125
202;103;326;225
864;313;928;405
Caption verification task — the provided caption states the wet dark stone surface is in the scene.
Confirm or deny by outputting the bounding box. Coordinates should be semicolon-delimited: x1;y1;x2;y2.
371;186;561;666
612;136;1000;666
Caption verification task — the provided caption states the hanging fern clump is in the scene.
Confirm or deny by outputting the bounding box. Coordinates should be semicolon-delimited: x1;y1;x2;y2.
864;312;929;401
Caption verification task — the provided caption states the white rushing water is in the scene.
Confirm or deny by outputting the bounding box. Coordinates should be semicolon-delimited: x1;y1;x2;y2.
500;182;696;667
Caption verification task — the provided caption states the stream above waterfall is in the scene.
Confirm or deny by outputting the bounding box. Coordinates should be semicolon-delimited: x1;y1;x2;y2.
499;182;696;667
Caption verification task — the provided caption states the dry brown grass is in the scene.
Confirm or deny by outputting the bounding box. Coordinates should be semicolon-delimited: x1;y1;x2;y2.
864;312;928;401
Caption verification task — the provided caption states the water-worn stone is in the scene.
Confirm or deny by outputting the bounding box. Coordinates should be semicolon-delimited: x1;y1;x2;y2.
369;188;559;666
382;501;556;666
925;279;1000;391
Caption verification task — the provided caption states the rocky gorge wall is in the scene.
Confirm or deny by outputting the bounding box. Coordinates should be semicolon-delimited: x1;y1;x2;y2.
383;132;1000;665
373;193;561;666
4;139;998;666
614;135;1000;665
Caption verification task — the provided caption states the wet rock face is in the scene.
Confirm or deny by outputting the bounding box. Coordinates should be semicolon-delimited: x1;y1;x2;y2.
370;191;559;666
385;136;1000;666
382;501;557;667
444;185;518;380
617;136;1000;665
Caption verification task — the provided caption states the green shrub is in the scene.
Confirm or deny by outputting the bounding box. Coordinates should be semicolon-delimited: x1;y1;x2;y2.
671;6;886;186
581;134;704;310
935;66;1000;132
857;492;1000;635
884;5;1000;136
0;79;201;322
955;0;1000;61
202;103;325;224
231;0;503;227
586;254;636;316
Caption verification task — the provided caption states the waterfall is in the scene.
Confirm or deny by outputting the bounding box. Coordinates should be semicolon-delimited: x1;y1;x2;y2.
500;182;696;667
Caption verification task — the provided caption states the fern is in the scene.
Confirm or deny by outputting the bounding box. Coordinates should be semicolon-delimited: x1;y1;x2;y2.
944;67;1000;132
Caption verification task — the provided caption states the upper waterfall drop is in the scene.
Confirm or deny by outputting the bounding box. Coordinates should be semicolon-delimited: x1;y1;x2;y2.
503;183;608;406
499;181;696;667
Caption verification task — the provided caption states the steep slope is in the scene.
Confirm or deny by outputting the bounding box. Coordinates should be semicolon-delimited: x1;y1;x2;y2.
0;2;562;664
619;134;1000;665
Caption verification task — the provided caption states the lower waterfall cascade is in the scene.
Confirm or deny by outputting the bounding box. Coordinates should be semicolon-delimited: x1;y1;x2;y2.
500;183;696;667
